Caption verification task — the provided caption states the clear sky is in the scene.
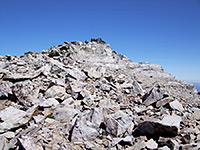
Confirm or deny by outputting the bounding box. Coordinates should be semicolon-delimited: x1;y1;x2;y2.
0;0;200;81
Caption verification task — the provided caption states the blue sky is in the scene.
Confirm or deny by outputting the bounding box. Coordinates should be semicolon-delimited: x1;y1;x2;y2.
0;0;200;81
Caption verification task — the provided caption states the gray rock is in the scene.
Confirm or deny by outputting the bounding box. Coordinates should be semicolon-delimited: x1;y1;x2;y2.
0;81;13;97
169;100;184;112
160;115;182;128
12;80;39;106
70;117;99;142
143;87;163;106
145;139;158;149
156;96;174;107
39;98;59;107
18;136;43;150
132;121;178;141
105;111;134;137
84;108;104;127
132;80;145;96
0;105;38;133
52;107;79;123
0;136;9;150
45;85;66;99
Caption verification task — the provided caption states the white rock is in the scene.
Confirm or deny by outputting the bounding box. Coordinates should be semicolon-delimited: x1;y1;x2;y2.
158;146;170;150
45;85;66;99
145;139;158;149
0;106;37;132
169;100;184;112
0;131;15;139
0;136;8;150
33;115;45;123
160;115;182;128
170;139;179;150
39;98;59;107
18;136;43;150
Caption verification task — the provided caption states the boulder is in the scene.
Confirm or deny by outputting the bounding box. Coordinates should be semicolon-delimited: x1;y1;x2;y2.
12;80;39;106
132;121;178;141
143;87;163;106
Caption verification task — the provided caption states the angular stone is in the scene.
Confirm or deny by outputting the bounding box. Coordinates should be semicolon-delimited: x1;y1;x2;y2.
132;80;145;95
132;121;178;141
52;107;79;123
145;139;158;149
0;131;15;139
158;146;170;150
131;140;146;150
156;97;174;107
18;136;43;150
12;80;39;106
84;108;104;127
39;98;59;107
70;117;99;142
0;81;13;97
143;87;163;106
33;115;45;123
0;136;9;150
160;115;182;128
45;85;66;99
191;110;200;120
105;111;134;137
169;100;184;112
0;105;38;132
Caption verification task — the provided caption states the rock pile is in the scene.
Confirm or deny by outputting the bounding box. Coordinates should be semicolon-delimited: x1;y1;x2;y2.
0;38;200;150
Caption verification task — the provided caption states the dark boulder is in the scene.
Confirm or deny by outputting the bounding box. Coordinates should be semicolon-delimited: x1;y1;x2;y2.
91;38;106;44
132;121;178;141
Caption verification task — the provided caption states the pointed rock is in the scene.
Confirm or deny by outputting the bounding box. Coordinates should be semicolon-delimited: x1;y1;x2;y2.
169;100;184;112
143;87;163;106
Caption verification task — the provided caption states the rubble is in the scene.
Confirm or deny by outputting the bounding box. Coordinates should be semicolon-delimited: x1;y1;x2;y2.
0;38;199;149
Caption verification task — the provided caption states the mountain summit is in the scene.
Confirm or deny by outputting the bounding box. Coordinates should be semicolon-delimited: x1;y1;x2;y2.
0;39;199;149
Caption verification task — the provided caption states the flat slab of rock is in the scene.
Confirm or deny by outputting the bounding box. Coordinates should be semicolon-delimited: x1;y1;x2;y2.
0;106;38;133
160;115;182;128
169;100;184;112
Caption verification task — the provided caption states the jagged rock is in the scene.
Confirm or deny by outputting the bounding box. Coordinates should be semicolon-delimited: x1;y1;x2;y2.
18;136;43;150
156;96;174;107
0;136;9;150
105;111;134;137
169;100;184;112
91;38;106;44
0;105;38;133
158;146;170;150
0;131;15;139
132;121;178;141
0;81;13;97
0;39;199;149
143;87;163;106
191;110;200;120
45;85;66;99
132;80;145;96
84;108;104;127
52;107;79;123
145;139;158;149
39;98;59;107
70;117;99;142
160;115;182;128
12;80;39;106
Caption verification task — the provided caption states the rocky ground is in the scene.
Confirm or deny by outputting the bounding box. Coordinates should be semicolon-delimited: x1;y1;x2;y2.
0;38;200;150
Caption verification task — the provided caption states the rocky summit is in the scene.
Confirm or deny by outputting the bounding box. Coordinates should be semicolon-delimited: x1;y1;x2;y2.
0;38;200;150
